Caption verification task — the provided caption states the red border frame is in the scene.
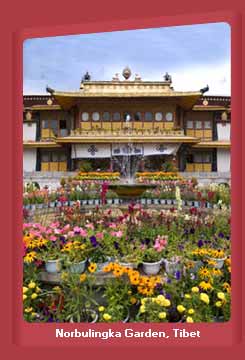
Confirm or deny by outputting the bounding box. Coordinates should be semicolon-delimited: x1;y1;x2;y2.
1;2;244;358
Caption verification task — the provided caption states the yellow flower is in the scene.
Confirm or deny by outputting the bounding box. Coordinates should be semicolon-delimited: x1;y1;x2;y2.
184;294;191;299
80;273;87;283
88;263;97;273
200;293;210;305
188;308;195;315
162;299;171;307
191;287;199;293
127;290;132;295
217;292;226;300
103;313;112;321
130;297;137;305
31;293;38;300
215;301;222;308
98;306;105;312
223;282;231;293
61;272;69;281
141;298;147;305
198;267;211;279
158;312;167;320
23;287;28;294
177;305;186;313
28;281;36;289
31;312;37;317
139;305;146;313
24;307;33;313
24;252;36;263
199;281;213;291
53;286;61;293
186;316;194;323
23;294;27;301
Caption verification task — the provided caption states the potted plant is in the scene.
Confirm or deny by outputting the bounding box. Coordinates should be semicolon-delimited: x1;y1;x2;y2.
49;192;57;208
61;271;99;323
136;295;170;322
142;248;163;275
164;255;183;276
40;247;62;274
62;241;89;274
89;247;112;273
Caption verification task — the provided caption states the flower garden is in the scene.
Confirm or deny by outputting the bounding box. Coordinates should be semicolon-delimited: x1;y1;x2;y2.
23;172;231;323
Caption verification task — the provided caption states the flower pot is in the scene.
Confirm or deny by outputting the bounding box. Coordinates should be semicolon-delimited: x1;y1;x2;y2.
94;199;100;205
118;261;137;269
36;203;43;209
160;199;166;205
206;257;226;269
49;202;56;208
81;200;88;206
166;199;173;205
206;202;212;208
182;200;187;206
114;198;119;205
88;199;94;205
142;260;162;275
194;201;200;207
90;257;112;273
30;204;36;211
164;259;182;276
153;199;159;205
173;200;178;205
56;201;62;207
146;199;152;205
187;201;194;207
141;199;146;205
70;309;98;323
187;260;203;273
69;201;75;207
45;259;62;273
106;199;113;205
69;259;87;274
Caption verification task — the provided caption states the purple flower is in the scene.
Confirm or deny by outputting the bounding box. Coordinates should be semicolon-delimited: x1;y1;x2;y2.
175;271;181;280
90;236;98;247
114;241;119;250
190;228;195;234
218;232;224;238
167;278;172;284
165;293;171;300
198;239;204;248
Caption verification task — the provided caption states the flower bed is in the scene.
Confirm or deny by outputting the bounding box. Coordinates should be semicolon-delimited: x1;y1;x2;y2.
74;172;120;181
23;203;231;323
136;172;183;182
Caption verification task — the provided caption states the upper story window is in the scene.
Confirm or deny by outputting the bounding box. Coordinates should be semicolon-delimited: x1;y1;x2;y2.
195;121;202;129
123;112;132;121
187;120;193;129
81;112;89;121
92;112;100;121
145;112;153;121
134;112;142;121
113;112;121;121
204;120;212;129
155;112;163;121
102;112;110;121
165;112;173;122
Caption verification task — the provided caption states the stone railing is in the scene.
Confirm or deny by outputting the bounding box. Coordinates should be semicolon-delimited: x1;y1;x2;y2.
69;128;185;137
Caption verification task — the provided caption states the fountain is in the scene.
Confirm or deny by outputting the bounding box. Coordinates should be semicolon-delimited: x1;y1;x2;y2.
108;140;157;199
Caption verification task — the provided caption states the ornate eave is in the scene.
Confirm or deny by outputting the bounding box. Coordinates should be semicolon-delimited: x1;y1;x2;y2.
55;135;200;144
23;141;61;148
192;141;231;149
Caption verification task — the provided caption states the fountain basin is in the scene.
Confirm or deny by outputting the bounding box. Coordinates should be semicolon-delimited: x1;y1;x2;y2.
108;183;157;199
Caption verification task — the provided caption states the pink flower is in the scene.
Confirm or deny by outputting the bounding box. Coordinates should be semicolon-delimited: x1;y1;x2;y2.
80;229;88;237
109;223;117;229
50;235;57;242
85;223;94;230
111;230;123;238
96;232;104;239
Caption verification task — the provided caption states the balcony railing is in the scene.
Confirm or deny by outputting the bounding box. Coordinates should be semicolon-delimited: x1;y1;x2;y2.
69;128;185;137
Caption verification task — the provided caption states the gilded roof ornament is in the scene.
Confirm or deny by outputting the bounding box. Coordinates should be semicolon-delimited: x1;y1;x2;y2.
122;66;132;80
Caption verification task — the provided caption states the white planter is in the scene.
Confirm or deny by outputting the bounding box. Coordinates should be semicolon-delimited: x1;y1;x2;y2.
88;199;94;205
160;199;166;205
49;202;56;208
173;200;177;205
187;201;194;207
146;199;152;205
70;309;98;323
141;199;146;205
114;199;119;205
56;202;62;207
118;261;137;269
186;260;203;274
194;201;200;207
142;260;162;275
207;202;212;208
153;199;159;205
82;200;88;205
107;199;113;205
90;257;111;273
69;201;75;206
45;259;62;273
36;203;43;209
94;199;100;205
166;199;173;205
164;259;182;276
69;259;87;274
30;204;36;210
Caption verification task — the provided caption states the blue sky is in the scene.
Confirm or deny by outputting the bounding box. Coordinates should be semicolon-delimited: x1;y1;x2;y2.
23;22;230;95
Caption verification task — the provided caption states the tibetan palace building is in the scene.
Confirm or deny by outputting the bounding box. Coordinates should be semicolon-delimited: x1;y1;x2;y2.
23;67;231;175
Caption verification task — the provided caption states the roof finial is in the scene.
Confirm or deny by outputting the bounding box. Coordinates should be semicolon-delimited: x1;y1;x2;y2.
122;66;132;80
